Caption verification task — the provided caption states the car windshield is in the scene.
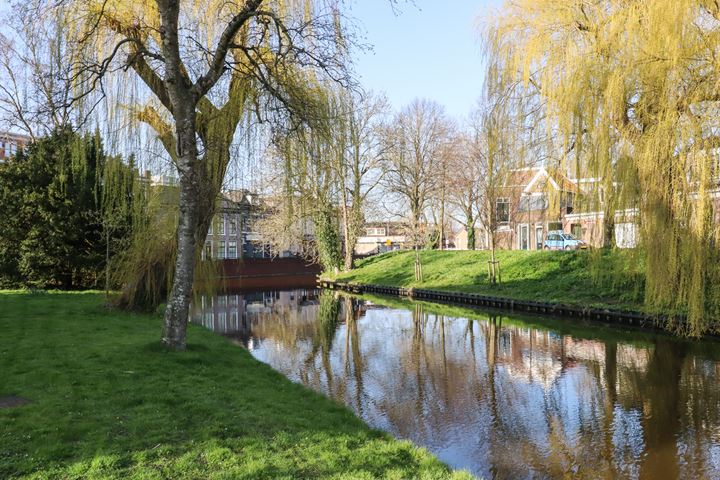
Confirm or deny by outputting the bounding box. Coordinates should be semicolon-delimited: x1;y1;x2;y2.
562;234;576;240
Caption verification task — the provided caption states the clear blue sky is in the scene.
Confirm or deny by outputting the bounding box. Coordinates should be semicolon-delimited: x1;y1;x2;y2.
348;0;503;119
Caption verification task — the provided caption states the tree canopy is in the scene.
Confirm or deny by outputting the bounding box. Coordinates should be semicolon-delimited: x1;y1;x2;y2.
25;0;356;348
487;0;720;334
0;128;136;289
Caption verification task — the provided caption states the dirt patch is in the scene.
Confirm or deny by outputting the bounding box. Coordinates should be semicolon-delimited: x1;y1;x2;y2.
0;395;31;409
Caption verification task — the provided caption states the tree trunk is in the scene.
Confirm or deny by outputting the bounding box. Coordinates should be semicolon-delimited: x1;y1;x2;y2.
161;96;202;349
439;194;445;250
466;208;476;250
105;225;110;299
342;219;353;271
602;208;615;249
489;231;499;284
340;187;354;271
162;171;201;350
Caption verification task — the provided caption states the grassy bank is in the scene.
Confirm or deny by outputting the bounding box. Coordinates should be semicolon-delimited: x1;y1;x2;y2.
0;292;470;479
332;250;648;313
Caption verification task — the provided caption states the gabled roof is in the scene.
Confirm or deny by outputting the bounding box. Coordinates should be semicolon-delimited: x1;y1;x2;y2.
504;166;578;194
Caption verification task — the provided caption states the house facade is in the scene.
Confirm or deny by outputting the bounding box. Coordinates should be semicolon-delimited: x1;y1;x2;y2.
562;209;639;248
493;166;578;251
354;222;408;256
455;227;489;250
0;131;31;161
202;190;296;260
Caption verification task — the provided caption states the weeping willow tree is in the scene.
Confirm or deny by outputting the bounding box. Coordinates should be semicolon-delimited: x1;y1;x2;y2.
258;84;344;273
256;85;386;273
43;0;351;349
487;0;720;334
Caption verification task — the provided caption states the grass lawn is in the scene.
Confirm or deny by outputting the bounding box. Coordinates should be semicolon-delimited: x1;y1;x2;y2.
331;250;649;313
0;291;471;480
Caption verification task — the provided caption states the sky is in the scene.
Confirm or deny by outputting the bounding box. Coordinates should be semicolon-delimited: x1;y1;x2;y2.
348;0;504;120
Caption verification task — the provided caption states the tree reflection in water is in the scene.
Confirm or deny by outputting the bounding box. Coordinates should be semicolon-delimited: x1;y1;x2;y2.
192;290;720;480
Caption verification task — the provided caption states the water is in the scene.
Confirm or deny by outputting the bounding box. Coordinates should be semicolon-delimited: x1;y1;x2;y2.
192;289;720;479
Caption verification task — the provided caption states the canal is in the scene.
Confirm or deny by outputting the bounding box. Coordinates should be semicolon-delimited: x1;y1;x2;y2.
192;288;720;479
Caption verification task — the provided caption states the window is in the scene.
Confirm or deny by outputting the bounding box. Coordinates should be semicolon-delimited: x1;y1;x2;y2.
520;195;547;212
208;222;213;235
228;241;237;259
204;241;212;259
366;227;386;236
229;219;237;234
218;217;225;235
548;222;563;231
496;198;510;224
571;224;582;238
217;241;226;259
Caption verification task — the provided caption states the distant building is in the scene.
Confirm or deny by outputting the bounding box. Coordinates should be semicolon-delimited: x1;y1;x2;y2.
143;172;304;260
562;209;639;248
0;131;31;162
354;222;408;256
203;189;305;260
455;227;489;250
494;166;579;250
149;173;179;186
198;190;269;260
452;166;641;251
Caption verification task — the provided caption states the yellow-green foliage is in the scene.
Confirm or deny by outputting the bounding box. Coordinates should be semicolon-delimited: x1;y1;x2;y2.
48;0;349;307
487;0;720;335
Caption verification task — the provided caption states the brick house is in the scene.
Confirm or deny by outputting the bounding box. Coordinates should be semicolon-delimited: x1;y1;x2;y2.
560;177;640;248
562;209;639;248
493;166;579;250
0;131;31;161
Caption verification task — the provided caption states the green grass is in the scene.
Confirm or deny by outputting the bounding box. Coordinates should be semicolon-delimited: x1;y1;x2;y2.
0;291;472;480
332;249;649;313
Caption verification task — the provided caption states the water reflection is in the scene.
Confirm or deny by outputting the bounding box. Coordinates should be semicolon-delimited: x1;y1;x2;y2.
191;289;320;347
192;290;720;479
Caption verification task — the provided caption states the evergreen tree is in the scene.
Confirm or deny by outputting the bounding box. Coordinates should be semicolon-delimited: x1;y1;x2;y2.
0;128;134;289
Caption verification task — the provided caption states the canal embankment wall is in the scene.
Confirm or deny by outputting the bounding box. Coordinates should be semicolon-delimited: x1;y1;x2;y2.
216;257;321;290
319;279;683;334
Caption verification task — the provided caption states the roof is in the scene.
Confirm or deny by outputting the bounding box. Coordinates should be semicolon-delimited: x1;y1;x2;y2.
504;166;579;194
224;189;264;208
0;131;32;144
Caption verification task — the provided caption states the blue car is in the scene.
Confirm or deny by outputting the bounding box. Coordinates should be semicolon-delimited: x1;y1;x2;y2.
543;230;587;250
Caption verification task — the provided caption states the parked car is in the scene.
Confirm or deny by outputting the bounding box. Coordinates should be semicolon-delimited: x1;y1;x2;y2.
543;231;587;250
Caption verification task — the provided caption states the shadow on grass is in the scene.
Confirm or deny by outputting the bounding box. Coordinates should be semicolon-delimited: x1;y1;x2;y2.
0;292;469;479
